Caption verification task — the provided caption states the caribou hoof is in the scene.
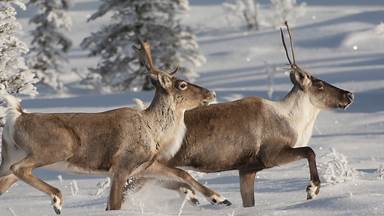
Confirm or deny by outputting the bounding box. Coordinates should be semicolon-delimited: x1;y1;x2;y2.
190;197;200;206
306;181;320;200
53;205;61;215
209;194;231;206
52;195;62;215
220;199;232;206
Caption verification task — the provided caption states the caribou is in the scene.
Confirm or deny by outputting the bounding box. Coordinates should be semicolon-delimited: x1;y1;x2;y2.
128;22;354;207
0;40;225;214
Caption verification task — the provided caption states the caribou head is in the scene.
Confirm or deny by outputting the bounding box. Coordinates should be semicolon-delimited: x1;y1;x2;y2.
281;22;354;110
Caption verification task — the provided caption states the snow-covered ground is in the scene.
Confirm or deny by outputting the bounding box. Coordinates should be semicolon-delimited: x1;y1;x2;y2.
1;0;384;215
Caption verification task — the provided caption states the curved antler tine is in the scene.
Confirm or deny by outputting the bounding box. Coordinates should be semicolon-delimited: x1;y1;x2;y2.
137;37;144;46
143;42;156;72
132;37;142;53
169;64;179;76
284;21;296;65
132;44;140;52
133;38;159;75
280;27;293;66
132;43;149;70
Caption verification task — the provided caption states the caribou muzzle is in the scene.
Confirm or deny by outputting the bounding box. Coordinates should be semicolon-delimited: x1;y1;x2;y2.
201;90;216;106
339;91;354;110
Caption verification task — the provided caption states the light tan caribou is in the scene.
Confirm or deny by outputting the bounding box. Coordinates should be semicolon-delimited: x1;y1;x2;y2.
0;40;225;214
128;23;354;207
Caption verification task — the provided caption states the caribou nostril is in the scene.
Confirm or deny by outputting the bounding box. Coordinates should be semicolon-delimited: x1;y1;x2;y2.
211;91;216;99
346;92;354;102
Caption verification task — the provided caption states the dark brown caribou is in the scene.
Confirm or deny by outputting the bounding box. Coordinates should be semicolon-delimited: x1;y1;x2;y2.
127;22;354;207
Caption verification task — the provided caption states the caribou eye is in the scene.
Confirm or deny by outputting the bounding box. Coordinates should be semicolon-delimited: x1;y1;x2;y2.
178;82;188;90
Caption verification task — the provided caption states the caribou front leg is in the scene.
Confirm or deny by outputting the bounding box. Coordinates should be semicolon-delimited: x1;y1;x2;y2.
125;177;200;206
160;180;200;205
274;146;321;200
239;169;257;207
108;172;129;210
107;151;154;211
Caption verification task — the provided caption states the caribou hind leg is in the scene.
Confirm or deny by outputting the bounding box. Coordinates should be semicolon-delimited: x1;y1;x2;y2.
0;163;18;195
107;150;155;211
273;146;321;199
0;139;23;195
0;156;12;179
0;174;18;195
10;155;66;214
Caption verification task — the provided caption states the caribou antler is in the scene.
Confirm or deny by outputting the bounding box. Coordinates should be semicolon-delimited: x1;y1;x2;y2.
285;21;296;65
133;38;161;75
133;38;179;76
280;21;297;68
169;65;179;75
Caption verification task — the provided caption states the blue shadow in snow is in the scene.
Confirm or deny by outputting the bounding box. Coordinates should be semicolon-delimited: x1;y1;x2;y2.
22;91;154;109
33;168;102;180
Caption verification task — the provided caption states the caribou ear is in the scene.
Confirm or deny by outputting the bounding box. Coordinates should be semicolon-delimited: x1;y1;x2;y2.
157;73;173;90
290;70;311;89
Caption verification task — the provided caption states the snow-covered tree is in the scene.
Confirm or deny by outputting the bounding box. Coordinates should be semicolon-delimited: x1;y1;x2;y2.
27;0;72;91
223;0;260;30
377;164;384;180
81;0;205;92
268;0;306;28
0;0;38;96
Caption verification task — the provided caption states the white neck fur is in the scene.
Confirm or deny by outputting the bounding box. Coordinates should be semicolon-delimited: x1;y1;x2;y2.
273;86;321;147
144;91;186;160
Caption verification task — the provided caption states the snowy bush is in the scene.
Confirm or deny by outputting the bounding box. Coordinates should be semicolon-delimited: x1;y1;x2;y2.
0;0;38;96
318;148;358;184
70;180;79;196
223;0;306;30
377;164;384;180
81;0;205;92
223;0;260;30
95;177;110;197
267;0;306;28
27;0;72;91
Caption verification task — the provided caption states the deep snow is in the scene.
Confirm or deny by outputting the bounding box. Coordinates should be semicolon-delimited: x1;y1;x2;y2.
1;0;383;215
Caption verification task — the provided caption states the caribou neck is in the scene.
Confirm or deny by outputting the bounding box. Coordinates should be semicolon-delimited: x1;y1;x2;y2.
278;86;320;147
144;90;184;143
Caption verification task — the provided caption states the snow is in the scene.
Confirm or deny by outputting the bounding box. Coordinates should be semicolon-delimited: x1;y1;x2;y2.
0;0;383;215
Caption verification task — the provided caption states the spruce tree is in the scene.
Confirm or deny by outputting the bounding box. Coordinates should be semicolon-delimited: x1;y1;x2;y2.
81;0;205;91
0;0;38;96
28;0;72;91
